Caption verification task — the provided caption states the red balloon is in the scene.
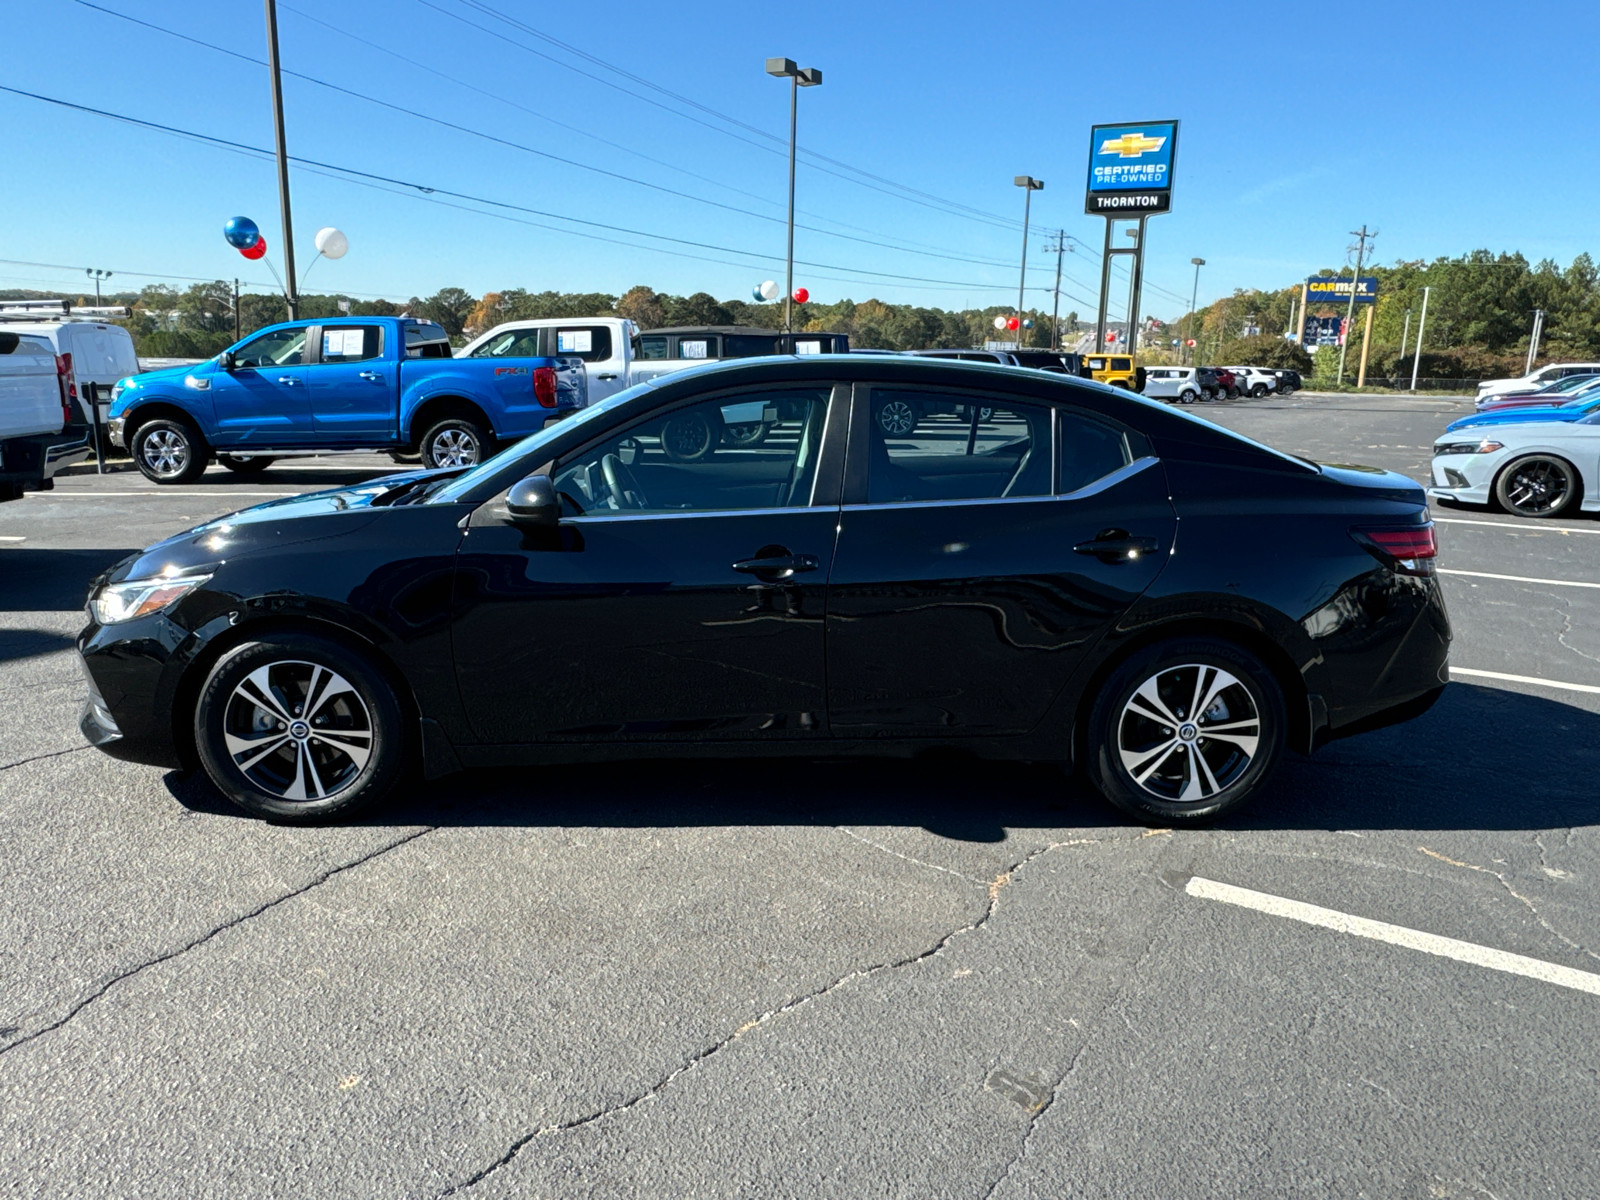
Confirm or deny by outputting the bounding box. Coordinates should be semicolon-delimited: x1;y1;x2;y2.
240;236;267;260
1006;316;1020;331
792;286;809;304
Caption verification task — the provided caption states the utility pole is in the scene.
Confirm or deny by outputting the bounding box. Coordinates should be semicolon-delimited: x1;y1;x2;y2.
1043;231;1067;350
1336;224;1374;385
1400;308;1412;363
233;279;242;342
264;0;299;319
1410;286;1430;392
1525;309;1546;375
1186;258;1205;364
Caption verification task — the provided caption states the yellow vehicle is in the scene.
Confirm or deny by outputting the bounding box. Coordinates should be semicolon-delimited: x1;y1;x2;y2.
1083;354;1144;390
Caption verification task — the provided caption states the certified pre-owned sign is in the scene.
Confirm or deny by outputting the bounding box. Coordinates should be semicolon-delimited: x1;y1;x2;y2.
1085;121;1179;216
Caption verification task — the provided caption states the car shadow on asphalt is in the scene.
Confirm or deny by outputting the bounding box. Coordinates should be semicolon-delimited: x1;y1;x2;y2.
1;549;142;612
163;682;1600;837
0;627;79;663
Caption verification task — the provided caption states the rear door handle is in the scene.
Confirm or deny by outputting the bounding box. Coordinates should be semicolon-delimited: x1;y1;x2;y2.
1074;536;1160;561
359;370;384;382
276;376;299;386
597;373;619;381
732;553;820;577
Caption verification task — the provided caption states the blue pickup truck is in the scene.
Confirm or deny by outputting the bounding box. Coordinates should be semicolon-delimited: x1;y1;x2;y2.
107;316;587;483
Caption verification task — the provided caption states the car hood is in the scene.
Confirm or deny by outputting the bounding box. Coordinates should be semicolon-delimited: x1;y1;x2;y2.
101;468;456;585
123;363;200;387
1447;406;1586;430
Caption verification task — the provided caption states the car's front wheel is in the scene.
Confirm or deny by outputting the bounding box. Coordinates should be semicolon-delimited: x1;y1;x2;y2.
194;633;407;822
1086;637;1285;825
1495;454;1580;518
131;416;210;485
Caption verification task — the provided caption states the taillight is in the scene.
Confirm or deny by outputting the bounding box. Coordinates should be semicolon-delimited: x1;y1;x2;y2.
1352;524;1438;576
533;365;557;408
55;354;73;426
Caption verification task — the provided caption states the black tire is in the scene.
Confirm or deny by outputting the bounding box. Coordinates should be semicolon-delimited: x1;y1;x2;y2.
1178;388;1197;405
1494;455;1580;518
1085;637;1286;825
660;411;720;461
130;415;209;485
194;632;407;822
388;450;422;465
722;421;770;448
419;415;493;469
874;397;919;437
218;454;276;475
1251;384;1268;397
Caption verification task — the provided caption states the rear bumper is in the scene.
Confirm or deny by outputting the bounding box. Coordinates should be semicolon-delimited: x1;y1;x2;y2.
0;429;90;493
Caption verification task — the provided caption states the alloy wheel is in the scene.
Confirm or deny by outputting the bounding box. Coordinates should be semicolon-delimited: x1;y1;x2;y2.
429;428;479;467
1501;457;1572;516
1117;663;1260;803
140;428;189;479
222;660;373;802
877;400;916;435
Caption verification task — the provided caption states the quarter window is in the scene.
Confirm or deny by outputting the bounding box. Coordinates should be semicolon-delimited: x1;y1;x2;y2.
1058;411;1134;494
232;327;307;368
553;388;832;515
865;392;1051;503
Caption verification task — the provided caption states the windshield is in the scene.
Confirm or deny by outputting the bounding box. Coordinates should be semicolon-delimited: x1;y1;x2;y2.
426;379;658;504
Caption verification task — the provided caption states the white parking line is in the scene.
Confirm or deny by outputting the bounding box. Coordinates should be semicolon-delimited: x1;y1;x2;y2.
1450;667;1600;695
1186;876;1600;997
1439;568;1600;589
30;491;299;498
1434;516;1600;536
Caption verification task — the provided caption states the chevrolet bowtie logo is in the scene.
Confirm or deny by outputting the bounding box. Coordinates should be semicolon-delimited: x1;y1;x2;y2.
1100;133;1166;158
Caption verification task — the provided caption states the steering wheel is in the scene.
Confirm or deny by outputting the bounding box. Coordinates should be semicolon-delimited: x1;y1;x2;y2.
601;453;651;510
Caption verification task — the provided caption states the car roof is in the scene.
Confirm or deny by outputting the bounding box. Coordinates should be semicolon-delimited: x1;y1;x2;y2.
644;326;799;337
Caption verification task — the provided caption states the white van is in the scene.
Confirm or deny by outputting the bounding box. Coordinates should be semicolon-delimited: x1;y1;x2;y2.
0;316;139;427
1142;367;1205;404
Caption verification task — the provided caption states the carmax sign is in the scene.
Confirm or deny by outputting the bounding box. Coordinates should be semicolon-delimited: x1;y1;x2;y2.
1306;276;1379;306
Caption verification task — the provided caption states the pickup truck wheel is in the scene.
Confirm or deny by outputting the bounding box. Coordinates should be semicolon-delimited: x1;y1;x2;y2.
219;454;276;475
421;417;492;469
132;416;209;485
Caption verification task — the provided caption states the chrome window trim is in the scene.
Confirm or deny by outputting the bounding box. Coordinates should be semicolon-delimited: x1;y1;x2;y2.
838;455;1159;513
567;504;833;524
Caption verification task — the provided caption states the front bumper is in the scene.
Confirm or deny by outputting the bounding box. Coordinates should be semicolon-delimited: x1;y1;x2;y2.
77;608;200;770
1426;455;1494;507
107;416;126;450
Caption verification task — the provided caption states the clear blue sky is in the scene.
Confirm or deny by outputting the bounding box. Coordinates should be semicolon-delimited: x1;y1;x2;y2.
3;0;1595;321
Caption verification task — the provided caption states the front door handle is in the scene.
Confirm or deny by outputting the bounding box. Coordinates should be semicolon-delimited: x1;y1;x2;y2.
1074;534;1160;562
276;376;299;386
732;553;820;578
597;373;619;381
358;370;384;382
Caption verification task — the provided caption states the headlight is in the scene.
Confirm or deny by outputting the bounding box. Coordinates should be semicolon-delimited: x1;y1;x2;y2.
1432;439;1504;457
110;380;126;402
90;572;212;624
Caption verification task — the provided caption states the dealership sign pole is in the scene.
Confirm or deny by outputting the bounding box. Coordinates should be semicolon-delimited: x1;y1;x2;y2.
1086;121;1178;356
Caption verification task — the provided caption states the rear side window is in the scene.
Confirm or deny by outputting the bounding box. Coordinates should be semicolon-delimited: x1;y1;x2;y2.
676;337;717;360
554;326;613;362
318;325;383;363
865;392;1051;503
1111;358;1132;371
723;334;778;357
1058;411;1134;494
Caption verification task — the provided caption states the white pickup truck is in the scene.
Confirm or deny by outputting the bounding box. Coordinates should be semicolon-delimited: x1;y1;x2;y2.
456;319;849;403
0;332;90;501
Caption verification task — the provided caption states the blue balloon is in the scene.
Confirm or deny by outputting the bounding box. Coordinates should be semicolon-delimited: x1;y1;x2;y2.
223;216;260;249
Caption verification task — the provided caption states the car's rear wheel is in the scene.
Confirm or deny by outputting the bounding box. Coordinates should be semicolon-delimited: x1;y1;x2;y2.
1495;455;1580;518
131;416;209;485
194;633;406;822
1086;637;1285;825
420;416;492;469
1251;384;1268;397
1179;388;1197;404
722;421;769;448
218;454;276;475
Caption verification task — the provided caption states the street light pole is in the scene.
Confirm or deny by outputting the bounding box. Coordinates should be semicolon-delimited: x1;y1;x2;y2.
85;268;111;304
264;0;299;320
1186;258;1205;365
766;57;821;348
1410;286;1430;392
1013;177;1043;345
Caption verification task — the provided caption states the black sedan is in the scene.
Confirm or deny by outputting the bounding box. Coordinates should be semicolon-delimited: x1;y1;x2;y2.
78;357;1450;825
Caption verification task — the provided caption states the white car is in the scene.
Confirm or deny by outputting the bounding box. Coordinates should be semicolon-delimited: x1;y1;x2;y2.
1428;414;1600;519
1475;362;1600;402
0;331;90;501
1226;366;1278;397
1141;367;1204;404
0;309;138;428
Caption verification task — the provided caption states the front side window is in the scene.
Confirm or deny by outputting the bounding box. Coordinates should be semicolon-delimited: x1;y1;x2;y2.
636;336;669;360
552;387;832;515
233;327;307;368
469;329;541;358
865;392;1050;503
318;325;382;364
554;326;613;362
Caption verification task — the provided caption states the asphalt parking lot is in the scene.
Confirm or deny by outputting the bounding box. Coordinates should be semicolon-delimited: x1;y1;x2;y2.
3;393;1598;1199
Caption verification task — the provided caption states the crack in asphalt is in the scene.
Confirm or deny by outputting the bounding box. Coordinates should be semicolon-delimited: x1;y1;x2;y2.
431;835;1101;1199
1418;846;1600;964
831;825;990;885
979;877;1178;1200
0;744;89;773
0;826;435;1057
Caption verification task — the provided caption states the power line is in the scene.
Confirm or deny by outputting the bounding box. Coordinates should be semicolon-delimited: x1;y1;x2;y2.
1;85;1099;302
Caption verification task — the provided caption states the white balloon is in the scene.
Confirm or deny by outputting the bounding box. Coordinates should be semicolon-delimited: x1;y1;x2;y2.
757;279;780;302
992;315;1007;330
314;227;349;259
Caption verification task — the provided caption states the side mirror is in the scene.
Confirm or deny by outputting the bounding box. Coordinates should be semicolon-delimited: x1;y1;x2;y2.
505;474;559;526
218;350;236;370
